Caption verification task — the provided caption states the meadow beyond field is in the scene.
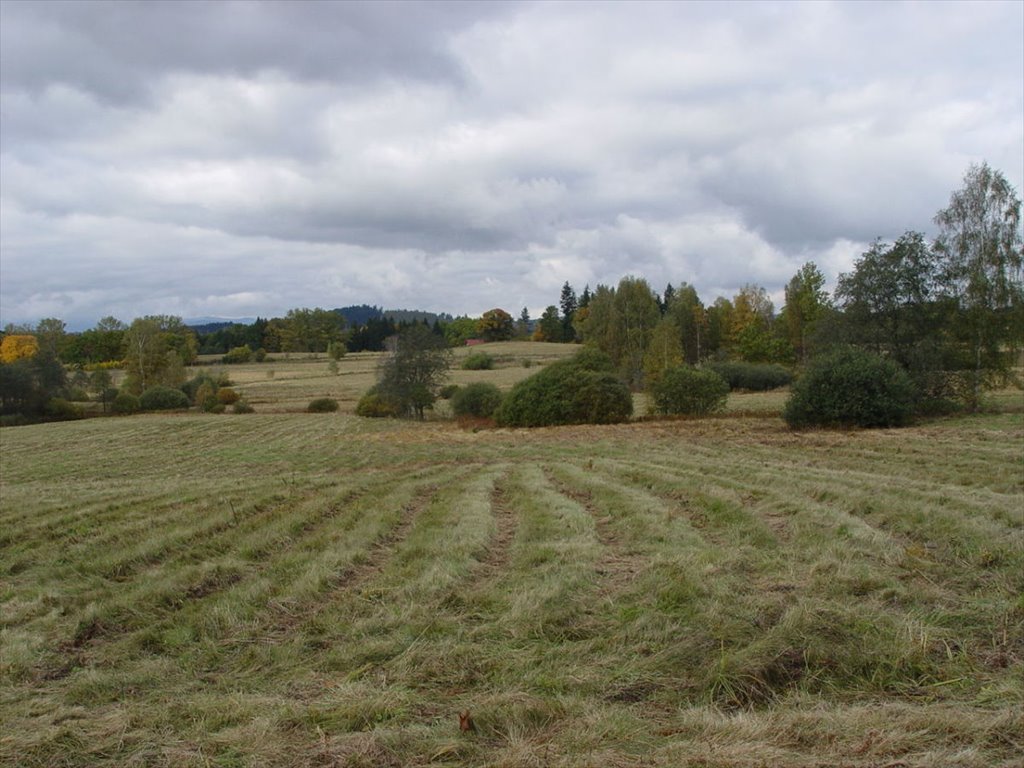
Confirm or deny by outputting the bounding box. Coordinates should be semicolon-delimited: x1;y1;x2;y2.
1;347;1022;767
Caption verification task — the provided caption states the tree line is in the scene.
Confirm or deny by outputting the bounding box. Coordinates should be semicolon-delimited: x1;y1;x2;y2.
1;162;1020;423
526;163;1022;411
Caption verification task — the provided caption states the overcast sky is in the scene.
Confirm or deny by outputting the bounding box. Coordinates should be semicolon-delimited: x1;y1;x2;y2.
1;0;1021;330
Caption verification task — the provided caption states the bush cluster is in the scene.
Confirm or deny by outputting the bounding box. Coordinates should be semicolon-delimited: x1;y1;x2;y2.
307;397;339;413
783;347;917;429
647;366;729;417
462;351;495;370
182;371;232;403
221;345;253;364
44;398;84;421
496;349;632;427
355;386;401;418
451;382;503;419
139;385;190;411
217;387;240;405
706;361;793;391
112;392;141;415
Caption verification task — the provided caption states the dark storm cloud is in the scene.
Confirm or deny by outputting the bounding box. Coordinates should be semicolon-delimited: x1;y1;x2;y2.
0;0;506;102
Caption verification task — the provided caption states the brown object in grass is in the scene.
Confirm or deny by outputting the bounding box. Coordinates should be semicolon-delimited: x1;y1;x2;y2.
458;710;476;733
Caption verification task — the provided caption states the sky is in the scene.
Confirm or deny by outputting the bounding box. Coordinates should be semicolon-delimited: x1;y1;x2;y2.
1;0;1022;331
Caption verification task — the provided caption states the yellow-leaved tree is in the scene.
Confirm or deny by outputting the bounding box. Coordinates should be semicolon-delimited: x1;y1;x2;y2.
0;334;39;363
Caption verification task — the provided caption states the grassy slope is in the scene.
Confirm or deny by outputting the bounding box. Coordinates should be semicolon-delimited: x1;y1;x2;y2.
1;399;1022;766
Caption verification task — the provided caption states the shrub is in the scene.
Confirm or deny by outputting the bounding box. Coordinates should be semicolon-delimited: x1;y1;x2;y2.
647;366;729;417
451;382;503;419
84;360;123;371
496;350;632;427
307;397;339;413
216;387;240;405
254;348;267;362
100;387;120;412
66;387;91;402
233;399;255;414
462;351;495;370
221;345;252;364
44;398;84;421
439;384;460;400
111;392;140;415
784;347;917;429
707;361;793;392
184;374;211;403
139;385;191;411
570;347;616;372
355;387;401;418
194;381;217;410
183;371;233;402
572;373;634;424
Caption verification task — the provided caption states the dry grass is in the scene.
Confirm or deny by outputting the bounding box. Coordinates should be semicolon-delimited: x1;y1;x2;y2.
1;365;1022;767
195;342;577;414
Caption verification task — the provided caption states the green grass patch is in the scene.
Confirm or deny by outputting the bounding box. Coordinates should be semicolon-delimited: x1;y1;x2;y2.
1;405;1021;767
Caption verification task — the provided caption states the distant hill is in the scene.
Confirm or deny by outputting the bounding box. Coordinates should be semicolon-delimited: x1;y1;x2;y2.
334;305;384;326
383;309;455;325
186;307;457;334
186;317;257;334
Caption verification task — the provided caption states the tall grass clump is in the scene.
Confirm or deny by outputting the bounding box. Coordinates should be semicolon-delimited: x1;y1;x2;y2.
784;346;917;428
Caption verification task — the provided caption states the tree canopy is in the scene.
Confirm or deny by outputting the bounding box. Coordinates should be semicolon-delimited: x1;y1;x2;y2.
375;324;453;419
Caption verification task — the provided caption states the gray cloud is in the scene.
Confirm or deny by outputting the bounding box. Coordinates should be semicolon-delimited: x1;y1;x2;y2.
0;0;505;102
1;0;1021;329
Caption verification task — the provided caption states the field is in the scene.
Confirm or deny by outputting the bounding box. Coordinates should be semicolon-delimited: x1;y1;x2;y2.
1;345;1022;767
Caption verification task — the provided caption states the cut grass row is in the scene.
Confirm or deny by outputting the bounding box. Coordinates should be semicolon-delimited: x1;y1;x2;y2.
1;411;1021;766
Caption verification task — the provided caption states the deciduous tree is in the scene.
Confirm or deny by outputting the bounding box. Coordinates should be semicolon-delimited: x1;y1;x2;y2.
613;277;660;387
34;318;67;359
282;308;346;354
478;308;514;342
934;162;1024;407
783;262;830;363
534;306;563;342
643;316;685;385
376;324;453;419
0;335;38;363
667;283;705;364
834;232;943;373
122;316;196;394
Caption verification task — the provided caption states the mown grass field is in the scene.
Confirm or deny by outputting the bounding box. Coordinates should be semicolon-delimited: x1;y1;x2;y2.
1;345;1022;767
